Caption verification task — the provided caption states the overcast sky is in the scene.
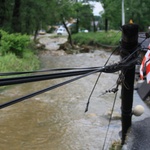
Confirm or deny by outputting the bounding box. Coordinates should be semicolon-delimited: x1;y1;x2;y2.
89;1;104;16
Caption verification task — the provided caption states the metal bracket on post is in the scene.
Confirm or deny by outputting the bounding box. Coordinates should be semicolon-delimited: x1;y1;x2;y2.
120;23;139;145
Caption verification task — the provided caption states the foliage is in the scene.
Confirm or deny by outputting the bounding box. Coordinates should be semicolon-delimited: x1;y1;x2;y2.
125;0;150;31
0;30;30;57
0;52;39;74
0;0;99;34
76;3;93;31
0;29;39;74
100;0;150;31
1;0;149;34
72;30;121;46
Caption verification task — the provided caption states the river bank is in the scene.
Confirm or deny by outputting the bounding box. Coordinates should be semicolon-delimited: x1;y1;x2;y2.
37;33;119;53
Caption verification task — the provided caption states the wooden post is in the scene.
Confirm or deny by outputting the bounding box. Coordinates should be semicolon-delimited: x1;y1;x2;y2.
120;23;139;145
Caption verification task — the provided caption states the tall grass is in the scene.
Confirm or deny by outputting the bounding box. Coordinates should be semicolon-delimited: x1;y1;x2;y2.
72;31;121;46
0;30;40;75
0;50;39;73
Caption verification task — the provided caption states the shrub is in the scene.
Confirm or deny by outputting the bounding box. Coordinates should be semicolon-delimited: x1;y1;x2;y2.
72;31;121;46
0;30;40;75
0;30;30;57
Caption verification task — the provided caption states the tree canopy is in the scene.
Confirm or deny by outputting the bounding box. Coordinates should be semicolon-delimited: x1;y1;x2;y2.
100;0;150;31
0;0;149;34
0;0;95;34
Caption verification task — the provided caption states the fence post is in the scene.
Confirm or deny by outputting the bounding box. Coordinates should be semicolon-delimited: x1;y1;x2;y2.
120;23;139;145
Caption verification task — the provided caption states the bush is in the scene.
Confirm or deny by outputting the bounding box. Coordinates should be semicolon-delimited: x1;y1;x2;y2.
72;31;121;46
0;30;40;75
0;30;30;57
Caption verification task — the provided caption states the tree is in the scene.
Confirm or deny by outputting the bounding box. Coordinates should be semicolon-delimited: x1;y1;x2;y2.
73;2;93;31
100;0;150;31
0;0;102;34
0;0;6;27
100;0;122;30
125;0;150;31
0;0;14;29
11;0;21;33
0;0;61;33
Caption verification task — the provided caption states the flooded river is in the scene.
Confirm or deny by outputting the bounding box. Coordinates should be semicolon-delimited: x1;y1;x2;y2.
0;50;124;150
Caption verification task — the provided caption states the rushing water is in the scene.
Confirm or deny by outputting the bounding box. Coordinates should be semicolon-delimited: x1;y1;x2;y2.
0;50;123;150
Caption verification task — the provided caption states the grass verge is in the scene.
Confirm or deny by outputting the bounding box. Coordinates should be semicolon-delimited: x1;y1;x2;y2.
72;30;121;47
0;50;39;75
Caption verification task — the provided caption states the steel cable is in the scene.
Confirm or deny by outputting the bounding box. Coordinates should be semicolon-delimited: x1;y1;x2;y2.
0;67;101;76
0;57;138;87
0;67;104;109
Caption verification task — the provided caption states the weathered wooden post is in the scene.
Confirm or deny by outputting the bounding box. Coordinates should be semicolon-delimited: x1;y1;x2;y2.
120;22;139;145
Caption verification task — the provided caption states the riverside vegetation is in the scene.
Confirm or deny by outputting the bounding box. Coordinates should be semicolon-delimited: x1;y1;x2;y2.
0;30;121;75
0;30;39;74
72;30;121;47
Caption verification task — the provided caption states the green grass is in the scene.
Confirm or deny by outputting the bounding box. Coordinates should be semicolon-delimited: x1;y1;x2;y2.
72;30;121;47
0;29;40;76
0;50;39;74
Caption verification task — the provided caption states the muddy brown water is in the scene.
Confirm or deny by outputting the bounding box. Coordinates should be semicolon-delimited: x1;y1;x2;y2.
0;50;123;150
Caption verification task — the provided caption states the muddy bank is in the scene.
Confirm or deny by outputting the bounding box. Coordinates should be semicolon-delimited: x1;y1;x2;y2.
36;34;117;55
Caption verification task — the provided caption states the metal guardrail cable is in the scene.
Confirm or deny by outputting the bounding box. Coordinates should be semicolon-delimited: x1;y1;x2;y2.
0;37;147;86
0;36;145;108
85;46;119;112
0;67;101;76
84;43;139;115
121;37;148;64
0;67;105;109
102;88;118;150
0;68;101;86
0;57;138;87
0;57;138;109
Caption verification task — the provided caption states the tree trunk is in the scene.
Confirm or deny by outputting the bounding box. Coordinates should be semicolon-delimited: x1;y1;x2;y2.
92;16;97;32
61;16;74;48
34;24;40;42
105;18;108;32
0;0;6;27
11;0;21;33
76;18;79;33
